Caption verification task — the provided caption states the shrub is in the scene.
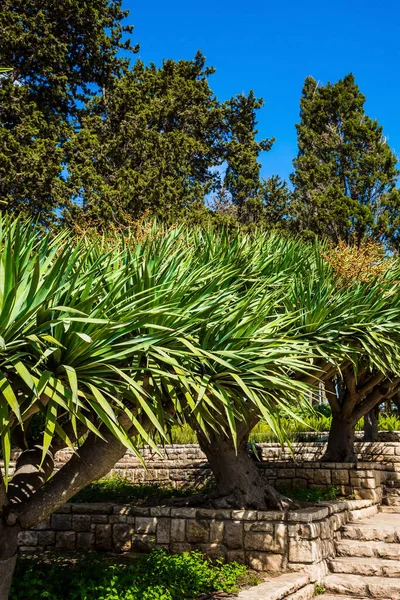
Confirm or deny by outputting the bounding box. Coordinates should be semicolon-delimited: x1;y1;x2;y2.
11;549;253;600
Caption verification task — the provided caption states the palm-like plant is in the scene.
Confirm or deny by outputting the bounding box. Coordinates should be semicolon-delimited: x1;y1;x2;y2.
2;218;400;598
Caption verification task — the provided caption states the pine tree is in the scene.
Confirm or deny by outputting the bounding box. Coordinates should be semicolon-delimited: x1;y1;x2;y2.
0;0;136;224
65;54;272;225
290;74;400;247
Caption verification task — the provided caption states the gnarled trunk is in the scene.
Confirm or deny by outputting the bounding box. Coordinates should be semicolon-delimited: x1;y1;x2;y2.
364;405;379;442
197;432;284;509
322;412;356;462
0;522;21;600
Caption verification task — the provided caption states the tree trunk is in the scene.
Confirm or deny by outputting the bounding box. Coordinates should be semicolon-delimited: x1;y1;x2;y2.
364;405;379;442
0;522;21;600
322;412;356;462
197;433;285;509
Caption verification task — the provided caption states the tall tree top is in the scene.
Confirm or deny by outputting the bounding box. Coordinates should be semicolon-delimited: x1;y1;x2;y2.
290;73;400;247
0;0;137;116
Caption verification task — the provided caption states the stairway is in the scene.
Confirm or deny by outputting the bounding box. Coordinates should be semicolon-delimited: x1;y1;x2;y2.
316;499;400;600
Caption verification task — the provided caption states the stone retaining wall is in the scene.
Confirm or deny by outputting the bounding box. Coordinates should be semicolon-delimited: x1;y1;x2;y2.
6;440;400;491
20;499;377;577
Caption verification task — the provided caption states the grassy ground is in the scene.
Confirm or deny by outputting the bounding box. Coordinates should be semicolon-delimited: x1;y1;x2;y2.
70;474;343;505
11;549;260;600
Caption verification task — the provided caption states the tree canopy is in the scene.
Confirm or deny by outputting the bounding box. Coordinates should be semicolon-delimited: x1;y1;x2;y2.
290;74;400;247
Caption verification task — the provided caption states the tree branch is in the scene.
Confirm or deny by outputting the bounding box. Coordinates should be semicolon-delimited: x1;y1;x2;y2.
324;378;341;414
354;372;385;402
14;426;128;529
12;413;151;529
7;447;54;505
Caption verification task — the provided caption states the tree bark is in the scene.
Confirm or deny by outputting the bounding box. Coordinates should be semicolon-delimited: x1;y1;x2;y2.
322;412;356;462
364;405;379;442
0;521;21;600
197;432;284;509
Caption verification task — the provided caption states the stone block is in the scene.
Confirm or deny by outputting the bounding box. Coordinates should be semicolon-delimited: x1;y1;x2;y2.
245;531;273;551
113;505;150;516
289;539;322;563
56;531;76;551
257;510;286;521
197;543;226;560
314;469;331;485
247;551;286;572
288;523;320;539
72;503;114;514
231;509;257;520
156;518;170;544
38;531;56;546
170;508;197;518
245;521;274;533
91;515;108;524
51;514;72;531
135;517;157;534
332;469;350;485
186;520;209;543
223;521;243;549
113;524;133;551
210;520;224;543
109;515;127;524
55;504;71;514
171;519;186;542
18;531;38;546
76;532;94;550
295;469;315;482
132;534;155;552
95;524;112;550
287;507;329;523
150;506;171;517
226;550;245;563
72;515;91;532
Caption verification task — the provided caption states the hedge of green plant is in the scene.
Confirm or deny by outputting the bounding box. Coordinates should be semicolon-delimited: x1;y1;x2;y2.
168;413;400;444
11;549;256;600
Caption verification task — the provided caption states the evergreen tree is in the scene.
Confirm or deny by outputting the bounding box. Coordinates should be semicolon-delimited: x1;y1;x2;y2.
259;175;292;228
65;53;272;225
0;0;136;224
224;92;274;222
290;74;400;247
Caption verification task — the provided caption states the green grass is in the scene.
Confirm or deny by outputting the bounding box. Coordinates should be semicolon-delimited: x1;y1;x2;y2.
284;486;341;503
70;477;210;504
11;549;258;600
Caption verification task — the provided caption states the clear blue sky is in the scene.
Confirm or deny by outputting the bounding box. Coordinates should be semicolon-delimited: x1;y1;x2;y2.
124;0;400;182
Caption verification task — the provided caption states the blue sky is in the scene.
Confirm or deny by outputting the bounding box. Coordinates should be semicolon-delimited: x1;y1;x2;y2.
124;0;400;182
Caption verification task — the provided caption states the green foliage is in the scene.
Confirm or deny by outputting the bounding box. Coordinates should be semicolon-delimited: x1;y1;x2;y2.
284;486;340;502
0;0;136;224
3;218;400;491
291;74;400;247
314;583;326;596
65;54;272;226
10;549;252;600
70;476;198;504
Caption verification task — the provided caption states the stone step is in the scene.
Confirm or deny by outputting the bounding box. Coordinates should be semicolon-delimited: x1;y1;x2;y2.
341;514;400;543
324;573;400;598
328;557;400;577
383;497;400;506
380;506;400;513
316;597;393;600
336;539;400;560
